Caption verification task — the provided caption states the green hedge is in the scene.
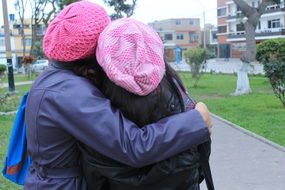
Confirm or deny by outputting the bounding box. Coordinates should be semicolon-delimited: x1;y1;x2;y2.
257;38;285;107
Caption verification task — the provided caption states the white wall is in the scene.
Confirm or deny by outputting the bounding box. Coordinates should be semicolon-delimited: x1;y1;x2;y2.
0;36;17;67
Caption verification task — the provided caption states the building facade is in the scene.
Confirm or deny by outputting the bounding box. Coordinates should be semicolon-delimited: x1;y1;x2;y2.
0;28;17;67
217;0;285;58
204;24;218;57
149;18;201;62
1;17;45;69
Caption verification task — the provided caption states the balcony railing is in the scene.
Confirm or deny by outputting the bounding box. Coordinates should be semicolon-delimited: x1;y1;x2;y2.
228;28;285;39
265;3;285;13
227;3;285;19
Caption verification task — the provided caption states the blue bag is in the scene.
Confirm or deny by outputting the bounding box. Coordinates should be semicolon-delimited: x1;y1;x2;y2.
2;92;32;185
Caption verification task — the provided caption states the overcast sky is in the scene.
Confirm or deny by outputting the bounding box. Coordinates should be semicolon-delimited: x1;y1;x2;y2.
1;0;217;27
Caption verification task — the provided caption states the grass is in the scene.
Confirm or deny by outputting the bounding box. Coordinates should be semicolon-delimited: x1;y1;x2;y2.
0;85;32;112
179;73;285;146
0;84;30;189
0;115;21;190
1;73;38;83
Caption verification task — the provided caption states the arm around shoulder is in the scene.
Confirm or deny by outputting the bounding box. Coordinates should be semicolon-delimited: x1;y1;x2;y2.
51;84;210;167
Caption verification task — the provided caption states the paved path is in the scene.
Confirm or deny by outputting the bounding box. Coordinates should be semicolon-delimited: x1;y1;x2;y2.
0;81;33;88
201;115;285;190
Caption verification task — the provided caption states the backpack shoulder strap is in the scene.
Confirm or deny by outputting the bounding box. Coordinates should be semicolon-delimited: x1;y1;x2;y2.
198;141;215;190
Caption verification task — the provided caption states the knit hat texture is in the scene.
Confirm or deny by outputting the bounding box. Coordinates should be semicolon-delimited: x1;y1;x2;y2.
96;18;165;96
43;1;110;62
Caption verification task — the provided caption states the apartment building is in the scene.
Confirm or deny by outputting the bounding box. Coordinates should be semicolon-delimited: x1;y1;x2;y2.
204;24;218;57
13;18;46;67
0;29;17;67
149;18;201;62
1;17;45;68
217;0;285;58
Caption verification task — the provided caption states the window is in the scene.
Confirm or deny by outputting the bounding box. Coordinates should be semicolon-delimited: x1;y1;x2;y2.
176;20;181;25
236;23;245;31
217;8;227;17
189;32;199;42
176;34;184;40
217;25;227;33
212;32;217;40
13;24;29;29
189;20;196;26
0;38;5;46
33;24;46;36
22;38;32;46
258;21;261;30
164;34;173;41
268;19;281;28
236;6;241;12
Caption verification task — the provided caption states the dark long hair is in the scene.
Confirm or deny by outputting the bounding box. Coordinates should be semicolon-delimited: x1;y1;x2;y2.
60;57;105;88
101;62;186;127
68;58;187;127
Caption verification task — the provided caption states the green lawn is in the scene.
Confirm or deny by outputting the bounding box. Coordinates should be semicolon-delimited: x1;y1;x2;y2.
0;85;32;112
179;73;285;146
0;85;30;190
1;73;38;83
0;115;21;190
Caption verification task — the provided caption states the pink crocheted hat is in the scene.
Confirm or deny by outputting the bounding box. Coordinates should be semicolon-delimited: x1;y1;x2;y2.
43;1;110;62
96;18;165;96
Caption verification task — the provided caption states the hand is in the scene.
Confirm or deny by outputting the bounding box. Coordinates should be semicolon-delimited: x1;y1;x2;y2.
195;102;212;134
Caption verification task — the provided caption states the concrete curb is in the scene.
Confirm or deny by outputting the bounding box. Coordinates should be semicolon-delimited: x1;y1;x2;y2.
0;110;17;116
211;113;285;153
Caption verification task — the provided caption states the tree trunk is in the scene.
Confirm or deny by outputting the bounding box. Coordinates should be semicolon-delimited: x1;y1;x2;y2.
231;0;277;96
232;61;252;95
244;22;256;62
232;21;254;95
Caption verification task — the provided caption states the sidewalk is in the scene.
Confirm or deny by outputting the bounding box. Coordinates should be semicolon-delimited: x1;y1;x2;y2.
201;115;285;190
170;58;265;75
0;81;33;89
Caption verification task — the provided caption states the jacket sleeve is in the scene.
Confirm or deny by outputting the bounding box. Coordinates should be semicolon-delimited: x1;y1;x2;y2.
46;81;210;168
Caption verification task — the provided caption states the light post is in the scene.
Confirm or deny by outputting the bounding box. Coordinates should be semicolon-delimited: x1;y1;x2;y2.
2;0;15;93
202;10;206;49
195;0;206;49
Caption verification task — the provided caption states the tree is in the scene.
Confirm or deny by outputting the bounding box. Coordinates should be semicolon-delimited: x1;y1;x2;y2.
103;0;138;20
29;0;59;56
13;0;77;60
256;38;285;107
14;0;29;58
57;0;78;10
184;48;210;88
231;0;280;95
0;64;6;77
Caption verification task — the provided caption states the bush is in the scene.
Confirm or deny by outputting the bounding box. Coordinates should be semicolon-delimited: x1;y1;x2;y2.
184;48;210;87
257;38;285;107
0;64;6;73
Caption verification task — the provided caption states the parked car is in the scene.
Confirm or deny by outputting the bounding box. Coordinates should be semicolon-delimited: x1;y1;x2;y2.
32;59;49;72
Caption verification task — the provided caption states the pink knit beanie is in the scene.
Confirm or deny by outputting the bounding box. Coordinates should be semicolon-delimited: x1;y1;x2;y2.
43;1;110;62
96;18;165;96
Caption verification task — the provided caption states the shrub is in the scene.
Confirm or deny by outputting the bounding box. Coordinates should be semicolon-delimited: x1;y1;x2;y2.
257;38;285;107
184;48;210;87
22;55;35;64
0;64;6;73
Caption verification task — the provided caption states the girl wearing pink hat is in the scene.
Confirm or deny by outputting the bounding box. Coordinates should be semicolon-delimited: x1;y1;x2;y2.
78;18;214;189
24;1;211;190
